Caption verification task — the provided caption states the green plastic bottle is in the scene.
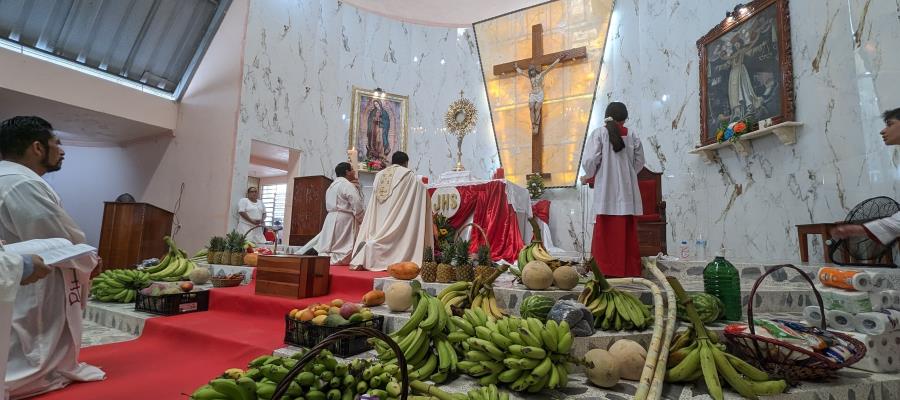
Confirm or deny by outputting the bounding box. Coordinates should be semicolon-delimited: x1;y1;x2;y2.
703;247;741;321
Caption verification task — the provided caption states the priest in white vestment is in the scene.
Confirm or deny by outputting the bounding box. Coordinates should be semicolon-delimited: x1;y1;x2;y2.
298;162;365;265
350;152;433;271
0;116;104;399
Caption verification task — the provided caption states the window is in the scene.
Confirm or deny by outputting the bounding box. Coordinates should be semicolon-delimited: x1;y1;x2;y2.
261;184;287;226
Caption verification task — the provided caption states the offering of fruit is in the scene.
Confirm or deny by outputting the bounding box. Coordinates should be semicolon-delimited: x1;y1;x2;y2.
288;299;375;326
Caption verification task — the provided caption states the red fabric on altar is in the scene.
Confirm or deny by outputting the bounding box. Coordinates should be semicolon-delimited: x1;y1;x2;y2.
428;181;524;262
532;200;550;224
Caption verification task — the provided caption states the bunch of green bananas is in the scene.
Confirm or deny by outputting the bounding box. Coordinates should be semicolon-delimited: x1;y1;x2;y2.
665;278;788;400
578;259;651;331
90;269;151;303
516;242;556;266
449;310;574;393
373;286;457;384
409;380;510;400
190;351;405;400
438;281;472;315
145;236;196;281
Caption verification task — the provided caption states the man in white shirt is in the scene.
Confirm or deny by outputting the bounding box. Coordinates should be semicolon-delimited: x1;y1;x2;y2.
350;152;433;271
298;163;365;264
0;246;50;399
0;116;104;398
831;108;900;244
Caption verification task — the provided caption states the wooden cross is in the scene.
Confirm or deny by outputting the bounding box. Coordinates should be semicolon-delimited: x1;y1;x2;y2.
493;24;586;178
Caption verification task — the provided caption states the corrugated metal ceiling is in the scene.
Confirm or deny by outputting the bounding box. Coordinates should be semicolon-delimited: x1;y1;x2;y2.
0;0;231;99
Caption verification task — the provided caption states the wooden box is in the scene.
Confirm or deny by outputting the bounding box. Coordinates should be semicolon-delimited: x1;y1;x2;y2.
255;255;330;299
98;202;174;270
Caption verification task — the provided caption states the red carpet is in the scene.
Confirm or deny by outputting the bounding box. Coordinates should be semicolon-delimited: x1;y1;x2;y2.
34;266;386;400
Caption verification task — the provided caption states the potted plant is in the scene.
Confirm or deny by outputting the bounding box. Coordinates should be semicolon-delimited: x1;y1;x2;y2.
474;244;492;280
421;246;437;283
454;240;474;282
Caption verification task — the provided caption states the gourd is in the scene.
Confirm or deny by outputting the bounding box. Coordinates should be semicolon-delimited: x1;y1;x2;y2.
362;290;385;306
584;349;620;388
552;265;579;290
189;267;211;285
608;339;647;381
384;283;413;312
522;260;553;290
387;261;420;280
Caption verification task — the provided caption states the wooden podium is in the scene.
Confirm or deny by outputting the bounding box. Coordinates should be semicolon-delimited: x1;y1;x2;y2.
289;175;332;245
98;202;174;270
255;255;330;299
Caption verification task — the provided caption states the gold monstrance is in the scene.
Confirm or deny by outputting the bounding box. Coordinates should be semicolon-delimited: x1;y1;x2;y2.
444;91;478;171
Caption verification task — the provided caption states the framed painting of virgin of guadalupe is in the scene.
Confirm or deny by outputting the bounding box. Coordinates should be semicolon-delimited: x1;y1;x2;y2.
697;0;795;146
349;87;408;171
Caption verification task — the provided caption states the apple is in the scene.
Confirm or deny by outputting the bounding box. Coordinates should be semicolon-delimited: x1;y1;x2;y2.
180;282;194;292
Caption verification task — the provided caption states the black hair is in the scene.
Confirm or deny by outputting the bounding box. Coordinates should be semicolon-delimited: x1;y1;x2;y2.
391;151;409;165
0;116;54;159
605;102;628;153
335;162;352;177
247;187;258;193
884;108;900;123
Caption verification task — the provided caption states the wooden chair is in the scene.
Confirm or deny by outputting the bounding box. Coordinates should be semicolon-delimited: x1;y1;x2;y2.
636;168;667;256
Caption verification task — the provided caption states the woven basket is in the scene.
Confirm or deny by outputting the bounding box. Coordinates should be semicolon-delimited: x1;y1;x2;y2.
211;277;243;288
724;264;867;382
273;326;409;399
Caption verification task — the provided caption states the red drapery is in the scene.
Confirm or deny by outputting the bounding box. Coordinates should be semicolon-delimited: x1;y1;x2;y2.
428;181;524;262
532;200;550;224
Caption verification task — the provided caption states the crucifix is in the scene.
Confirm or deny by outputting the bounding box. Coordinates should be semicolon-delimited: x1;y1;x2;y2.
493;24;586;178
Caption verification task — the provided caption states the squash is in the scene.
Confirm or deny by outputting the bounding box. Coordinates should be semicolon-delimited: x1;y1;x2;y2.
244;253;258;267
522;260;553;290
385;283;413;312
608;339;646;381
362;290;385;306
584;349;620;388
189;267;211;285
552;265;579;290
387;261;420;280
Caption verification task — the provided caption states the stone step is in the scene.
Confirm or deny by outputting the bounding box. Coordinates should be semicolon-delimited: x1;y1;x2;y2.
374;276;816;314
653;259;900;289
83;299;156;336
270;346;900;400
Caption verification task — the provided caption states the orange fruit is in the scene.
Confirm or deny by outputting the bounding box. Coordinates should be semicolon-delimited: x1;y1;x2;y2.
299;309;315;321
289;308;300;319
314;309;328;317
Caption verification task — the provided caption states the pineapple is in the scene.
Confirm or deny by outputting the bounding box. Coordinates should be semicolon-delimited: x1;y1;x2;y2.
436;241;455;283
421;246;438;282
474;244;492;280
225;230;245;265
454;240;475;282
208;236;226;264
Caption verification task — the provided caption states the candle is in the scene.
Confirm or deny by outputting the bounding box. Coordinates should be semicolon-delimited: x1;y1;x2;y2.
348;148;359;168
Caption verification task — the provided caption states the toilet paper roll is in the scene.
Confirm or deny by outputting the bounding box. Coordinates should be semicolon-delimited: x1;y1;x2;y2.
852;309;900;335
871;291;893;311
826;309;855;331
869;273;892;291
804;305;825;327
886;290;900;310
829;290;873;313
818;267;874;291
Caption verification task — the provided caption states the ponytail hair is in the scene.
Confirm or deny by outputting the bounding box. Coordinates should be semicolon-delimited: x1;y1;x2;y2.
605;102;628;153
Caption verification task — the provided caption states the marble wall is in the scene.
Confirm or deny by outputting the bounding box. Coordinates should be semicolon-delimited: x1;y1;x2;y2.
234;0;499;230
543;0;900;263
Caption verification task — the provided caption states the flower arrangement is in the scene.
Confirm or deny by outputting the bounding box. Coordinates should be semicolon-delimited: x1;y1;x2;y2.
364;158;386;171
526;173;545;200
715;116;757;143
433;214;455;246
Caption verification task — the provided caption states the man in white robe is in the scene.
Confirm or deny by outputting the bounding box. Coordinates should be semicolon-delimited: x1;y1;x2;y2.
298;162;365;265
0;247;50;400
350;152;433;271
0;116;104;399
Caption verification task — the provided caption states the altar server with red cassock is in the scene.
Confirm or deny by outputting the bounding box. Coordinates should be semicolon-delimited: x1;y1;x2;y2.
581;102;645;277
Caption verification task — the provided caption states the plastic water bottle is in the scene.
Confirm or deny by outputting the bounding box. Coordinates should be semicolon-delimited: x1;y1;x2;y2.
679;241;690;260
703;248;741;321
694;237;708;262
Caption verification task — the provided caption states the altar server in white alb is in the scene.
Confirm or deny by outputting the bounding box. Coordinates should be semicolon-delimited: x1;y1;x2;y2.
350;152;434;271
0;246;50;399
0;116;104;399
299;162;365;264
831;108;900;244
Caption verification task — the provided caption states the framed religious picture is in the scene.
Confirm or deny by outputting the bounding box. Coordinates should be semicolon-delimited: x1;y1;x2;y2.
697;0;794;146
348;87;409;171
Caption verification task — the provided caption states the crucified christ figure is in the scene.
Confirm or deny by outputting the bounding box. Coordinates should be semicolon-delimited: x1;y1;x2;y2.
515;57;561;135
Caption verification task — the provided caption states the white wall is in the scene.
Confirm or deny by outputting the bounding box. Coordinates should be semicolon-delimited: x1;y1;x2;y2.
43;140;170;246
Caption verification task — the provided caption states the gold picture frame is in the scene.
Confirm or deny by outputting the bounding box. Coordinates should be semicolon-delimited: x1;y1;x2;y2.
348;86;409;171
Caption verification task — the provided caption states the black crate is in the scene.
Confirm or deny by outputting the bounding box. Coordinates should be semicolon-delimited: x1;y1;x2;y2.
284;314;384;357
135;290;210;316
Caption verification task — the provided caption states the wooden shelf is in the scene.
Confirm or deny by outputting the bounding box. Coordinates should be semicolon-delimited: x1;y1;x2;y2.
690;121;803;163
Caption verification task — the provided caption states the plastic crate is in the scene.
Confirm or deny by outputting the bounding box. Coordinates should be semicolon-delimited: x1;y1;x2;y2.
135;290;210;316
284;314;384;357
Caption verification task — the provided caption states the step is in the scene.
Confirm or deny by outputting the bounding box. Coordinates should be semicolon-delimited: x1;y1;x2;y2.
654;259;900;289
83;299;157;336
269;345;900;400
374;276;815;314
81;319;139;347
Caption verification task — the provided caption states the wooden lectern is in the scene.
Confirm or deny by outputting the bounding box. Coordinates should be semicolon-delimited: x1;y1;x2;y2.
289;175;332;245
98;202;174;270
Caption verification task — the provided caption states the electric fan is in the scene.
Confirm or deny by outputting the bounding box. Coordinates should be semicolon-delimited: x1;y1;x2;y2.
828;196;899;268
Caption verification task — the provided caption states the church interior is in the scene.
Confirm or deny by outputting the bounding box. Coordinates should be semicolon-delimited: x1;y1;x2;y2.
0;0;898;399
